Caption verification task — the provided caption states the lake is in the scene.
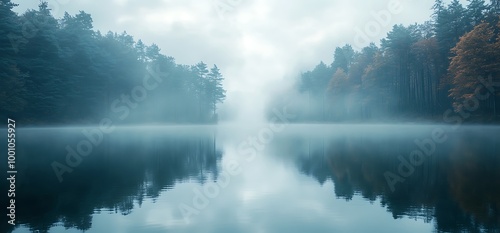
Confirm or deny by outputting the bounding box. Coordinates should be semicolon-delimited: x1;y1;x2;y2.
3;124;500;233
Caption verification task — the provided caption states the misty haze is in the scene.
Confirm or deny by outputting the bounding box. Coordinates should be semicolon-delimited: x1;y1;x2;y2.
1;0;500;233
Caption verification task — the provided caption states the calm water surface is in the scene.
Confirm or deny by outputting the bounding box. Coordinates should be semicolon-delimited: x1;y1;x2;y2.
3;124;500;233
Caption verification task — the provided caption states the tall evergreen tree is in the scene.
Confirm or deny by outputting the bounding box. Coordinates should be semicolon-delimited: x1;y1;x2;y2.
207;65;226;120
0;1;227;125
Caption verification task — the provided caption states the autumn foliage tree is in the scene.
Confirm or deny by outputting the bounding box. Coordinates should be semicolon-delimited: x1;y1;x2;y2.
276;0;500;123
448;21;500;114
327;68;350;120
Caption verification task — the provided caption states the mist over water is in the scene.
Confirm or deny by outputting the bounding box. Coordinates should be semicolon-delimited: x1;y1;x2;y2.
3;124;500;233
2;0;500;233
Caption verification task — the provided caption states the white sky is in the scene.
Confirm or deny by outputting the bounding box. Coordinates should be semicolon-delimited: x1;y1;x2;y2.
13;0;469;122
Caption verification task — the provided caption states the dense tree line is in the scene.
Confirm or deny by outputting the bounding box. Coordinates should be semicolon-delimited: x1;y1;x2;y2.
276;0;500;122
0;1;226;125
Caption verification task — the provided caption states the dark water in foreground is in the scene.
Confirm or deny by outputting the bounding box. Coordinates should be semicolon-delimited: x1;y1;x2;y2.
2;124;500;233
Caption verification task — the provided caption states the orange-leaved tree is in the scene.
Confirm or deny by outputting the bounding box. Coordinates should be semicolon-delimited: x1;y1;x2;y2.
448;21;500;114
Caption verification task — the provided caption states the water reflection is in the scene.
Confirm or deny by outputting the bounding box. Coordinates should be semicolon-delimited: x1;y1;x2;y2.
3;127;222;233
271;126;500;232
3;125;500;233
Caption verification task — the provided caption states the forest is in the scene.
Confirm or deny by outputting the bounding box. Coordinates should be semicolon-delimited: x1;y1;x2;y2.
0;1;226;125
269;0;500;123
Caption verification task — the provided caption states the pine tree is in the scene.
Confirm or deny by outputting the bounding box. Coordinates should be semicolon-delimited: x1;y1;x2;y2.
0;0;27;117
381;24;420;113
331;45;355;73
207;65;226;120
466;0;488;28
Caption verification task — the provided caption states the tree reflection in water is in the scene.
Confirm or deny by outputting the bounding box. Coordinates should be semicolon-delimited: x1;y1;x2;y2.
2;128;222;233
271;127;500;232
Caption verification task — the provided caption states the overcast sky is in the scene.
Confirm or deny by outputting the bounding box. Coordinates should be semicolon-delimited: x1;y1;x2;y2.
14;0;468;122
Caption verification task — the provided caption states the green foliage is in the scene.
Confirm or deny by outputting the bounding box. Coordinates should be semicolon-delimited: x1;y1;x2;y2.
288;0;500;122
0;1;226;125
